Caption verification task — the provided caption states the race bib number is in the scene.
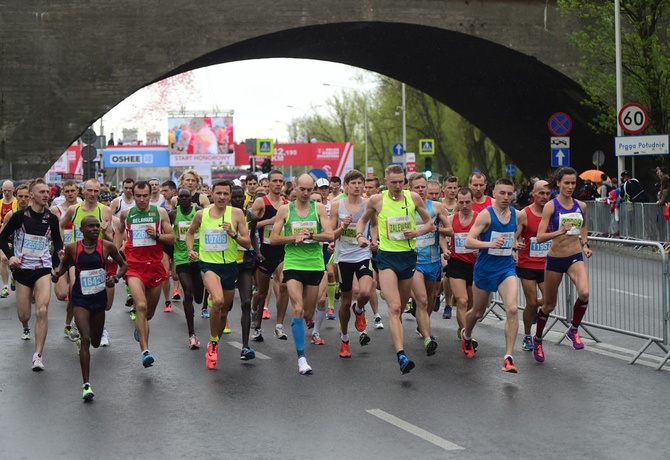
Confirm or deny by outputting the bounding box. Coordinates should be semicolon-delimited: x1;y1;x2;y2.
488;231;514;256
291;220;318;244
22;234;48;257
63;229;73;244
453;232;474;254
559;212;583;235
415;231;435;248
79;268;106;295
386;215;412;241
203;228;228;251
178;221;198;241
529;237;551;258
340;227;358;244
130;224;156;247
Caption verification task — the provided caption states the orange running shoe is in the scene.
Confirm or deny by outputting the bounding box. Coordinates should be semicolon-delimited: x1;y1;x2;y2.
206;341;218;369
460;335;475;359
352;302;367;332
163;301;172;313
502;356;518;373
310;333;325;345
262;308;271;319
339;340;351;358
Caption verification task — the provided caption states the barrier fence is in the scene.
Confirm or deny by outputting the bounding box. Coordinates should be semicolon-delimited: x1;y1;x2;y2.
585;200;670;243
485;236;670;370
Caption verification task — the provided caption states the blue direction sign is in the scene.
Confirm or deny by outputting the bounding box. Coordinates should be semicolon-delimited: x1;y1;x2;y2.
551;148;570;167
505;164;517;176
392;143;404;156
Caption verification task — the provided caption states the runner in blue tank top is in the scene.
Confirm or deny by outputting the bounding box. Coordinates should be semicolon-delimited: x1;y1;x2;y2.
462;178;522;373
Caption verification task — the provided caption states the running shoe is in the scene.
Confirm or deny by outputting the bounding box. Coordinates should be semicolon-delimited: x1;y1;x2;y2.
82;383;95;401
310;332;325;345
326;307;336;320
172;289;181;301
339;340;351;358
424;337;438;356
0;287;9;298
10;279;15;291
100;327;110;347
359;331;370;346
566;327;585;350
502;356;518;373
433;296;441;312
21;327;30;340
522;335;533;352
240;347;256;361
205;342;218;369
274;326;288;340
442;306;452;319
252;328;264;342
188;334;200;349
142;351;154;368
460;336;475;359
305;318;314;329
334;287;341;300
64;325;71;338
223;321;231;334
125;295;134;307
298;356;312;374
201;308;210;319
32;354;44;371
374;317;384;330
457;327;462;340
533;337;545;363
353;302;367;332
133;328;139;342
129;309;136;321
398;354;415;374
163;301;172;313
69;324;80;342
262;308;271;319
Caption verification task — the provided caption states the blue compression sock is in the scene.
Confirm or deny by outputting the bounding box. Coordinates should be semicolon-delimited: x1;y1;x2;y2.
291;317;305;358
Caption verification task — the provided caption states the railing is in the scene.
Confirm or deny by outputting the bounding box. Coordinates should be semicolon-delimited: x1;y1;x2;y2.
585;200;670;243
485;236;670;370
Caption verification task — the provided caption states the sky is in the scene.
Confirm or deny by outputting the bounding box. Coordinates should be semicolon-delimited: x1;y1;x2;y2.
95;58;378;144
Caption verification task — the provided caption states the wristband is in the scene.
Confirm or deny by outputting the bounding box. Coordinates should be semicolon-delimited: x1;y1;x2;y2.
113;275;120;284
154;233;160;241
581;241;589;248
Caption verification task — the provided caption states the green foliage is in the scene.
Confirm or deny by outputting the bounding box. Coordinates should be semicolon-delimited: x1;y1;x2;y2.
558;0;670;136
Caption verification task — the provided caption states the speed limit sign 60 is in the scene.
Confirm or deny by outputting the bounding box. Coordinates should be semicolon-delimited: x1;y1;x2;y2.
618;102;649;134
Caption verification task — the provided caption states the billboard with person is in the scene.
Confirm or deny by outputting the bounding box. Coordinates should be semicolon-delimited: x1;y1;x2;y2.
168;115;234;155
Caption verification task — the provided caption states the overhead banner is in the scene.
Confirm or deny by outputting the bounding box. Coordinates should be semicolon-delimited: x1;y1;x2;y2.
234;142;354;177
103;146;170;168
168;115;234;155
170;153;236;167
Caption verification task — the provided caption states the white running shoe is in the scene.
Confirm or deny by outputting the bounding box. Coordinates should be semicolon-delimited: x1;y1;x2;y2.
298;356;312;375
100;327;110;347
69;324;80;342
32;354;44;371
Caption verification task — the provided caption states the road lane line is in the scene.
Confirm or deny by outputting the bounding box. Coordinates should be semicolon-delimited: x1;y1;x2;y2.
227;341;271;359
609;288;651;299
365;408;464;451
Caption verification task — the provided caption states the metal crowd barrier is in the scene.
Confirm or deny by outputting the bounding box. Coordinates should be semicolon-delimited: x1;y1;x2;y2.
586;201;670;243
484;236;670;370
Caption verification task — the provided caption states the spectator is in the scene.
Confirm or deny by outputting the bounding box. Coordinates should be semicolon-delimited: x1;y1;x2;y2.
621;170;649;203
578;180;598;200
600;173;614;199
607;178;620;236
655;166;670;205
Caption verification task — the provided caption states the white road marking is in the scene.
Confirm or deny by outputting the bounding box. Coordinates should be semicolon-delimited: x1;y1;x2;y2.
609;288;651;299
366;408;464;451
227;341;271;359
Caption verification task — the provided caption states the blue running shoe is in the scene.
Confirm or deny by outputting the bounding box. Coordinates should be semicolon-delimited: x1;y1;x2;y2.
240;347;256;361
522;335;533;351
201;308;210;319
142;351;154;368
398;354;415;374
134;329;139;342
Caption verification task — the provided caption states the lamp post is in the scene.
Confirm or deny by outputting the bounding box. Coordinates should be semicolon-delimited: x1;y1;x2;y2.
615;0;625;179
322;83;369;174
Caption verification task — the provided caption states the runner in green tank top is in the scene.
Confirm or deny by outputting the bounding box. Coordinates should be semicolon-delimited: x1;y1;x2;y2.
186;180;250;370
169;188;204;350
271;174;333;375
355;164;433;375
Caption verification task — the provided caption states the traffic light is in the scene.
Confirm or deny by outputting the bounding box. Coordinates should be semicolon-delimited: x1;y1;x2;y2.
261;158;272;174
425;157;433;179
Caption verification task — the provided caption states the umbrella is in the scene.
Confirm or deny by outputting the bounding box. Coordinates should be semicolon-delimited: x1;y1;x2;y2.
579;169;610;184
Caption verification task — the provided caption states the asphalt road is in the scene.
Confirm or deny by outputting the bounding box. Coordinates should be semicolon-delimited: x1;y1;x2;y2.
0;280;668;460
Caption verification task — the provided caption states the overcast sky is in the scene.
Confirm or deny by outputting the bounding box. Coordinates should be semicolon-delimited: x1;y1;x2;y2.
96;58;378;144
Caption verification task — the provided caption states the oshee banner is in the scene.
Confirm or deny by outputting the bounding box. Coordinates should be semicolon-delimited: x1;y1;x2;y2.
168;116;234;155
234;142;354;177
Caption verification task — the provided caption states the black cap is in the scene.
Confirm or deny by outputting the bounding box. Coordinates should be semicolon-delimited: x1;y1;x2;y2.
621;170;631;177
